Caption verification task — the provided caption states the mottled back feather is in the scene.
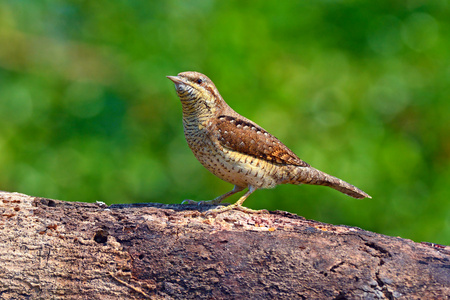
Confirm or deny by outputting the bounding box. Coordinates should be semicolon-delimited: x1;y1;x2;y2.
214;115;310;167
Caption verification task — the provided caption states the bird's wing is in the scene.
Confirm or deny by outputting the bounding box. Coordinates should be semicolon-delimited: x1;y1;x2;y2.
213;115;310;167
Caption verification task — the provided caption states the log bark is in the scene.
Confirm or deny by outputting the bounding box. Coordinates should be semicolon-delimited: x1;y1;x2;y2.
0;191;449;299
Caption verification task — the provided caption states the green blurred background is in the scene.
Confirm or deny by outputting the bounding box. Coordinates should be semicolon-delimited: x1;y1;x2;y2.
0;1;448;244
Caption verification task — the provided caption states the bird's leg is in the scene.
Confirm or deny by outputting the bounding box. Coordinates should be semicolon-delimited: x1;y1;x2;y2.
204;186;267;215
182;185;245;206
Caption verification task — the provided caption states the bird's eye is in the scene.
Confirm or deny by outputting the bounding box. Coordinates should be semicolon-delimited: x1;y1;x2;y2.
196;78;203;84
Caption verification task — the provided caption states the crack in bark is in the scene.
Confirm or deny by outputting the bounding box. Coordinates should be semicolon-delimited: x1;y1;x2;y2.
364;241;391;258
375;268;395;300
357;236;397;299
330;261;345;273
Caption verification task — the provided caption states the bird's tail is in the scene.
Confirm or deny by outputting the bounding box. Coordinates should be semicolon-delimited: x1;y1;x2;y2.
292;167;371;199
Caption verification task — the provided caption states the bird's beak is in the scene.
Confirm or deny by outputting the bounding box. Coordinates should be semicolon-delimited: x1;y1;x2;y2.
167;75;183;84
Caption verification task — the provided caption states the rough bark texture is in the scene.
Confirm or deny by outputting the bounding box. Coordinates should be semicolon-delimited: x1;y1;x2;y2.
0;191;449;299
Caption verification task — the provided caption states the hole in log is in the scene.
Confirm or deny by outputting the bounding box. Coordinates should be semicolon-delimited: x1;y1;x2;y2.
94;230;108;243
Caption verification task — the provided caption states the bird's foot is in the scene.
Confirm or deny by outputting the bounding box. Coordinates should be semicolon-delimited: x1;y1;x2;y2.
203;203;268;216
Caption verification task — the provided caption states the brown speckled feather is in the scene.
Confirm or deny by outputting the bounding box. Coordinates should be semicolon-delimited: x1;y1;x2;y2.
214;115;310;167
167;71;371;209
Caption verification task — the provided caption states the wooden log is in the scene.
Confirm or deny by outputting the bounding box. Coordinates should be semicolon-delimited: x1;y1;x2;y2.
0;191;448;299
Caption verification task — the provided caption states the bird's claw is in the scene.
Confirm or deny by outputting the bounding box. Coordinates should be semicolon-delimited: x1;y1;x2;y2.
203;204;268;215
181;199;195;205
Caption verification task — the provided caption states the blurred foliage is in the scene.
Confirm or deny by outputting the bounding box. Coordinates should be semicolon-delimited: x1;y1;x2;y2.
0;0;449;244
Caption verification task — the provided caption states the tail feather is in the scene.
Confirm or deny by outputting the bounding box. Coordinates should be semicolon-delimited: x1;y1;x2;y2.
293;167;371;199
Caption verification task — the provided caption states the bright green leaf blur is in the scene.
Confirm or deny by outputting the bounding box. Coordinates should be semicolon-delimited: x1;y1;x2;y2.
0;1;448;244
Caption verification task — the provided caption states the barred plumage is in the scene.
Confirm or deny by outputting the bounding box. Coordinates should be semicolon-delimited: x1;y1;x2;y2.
167;71;371;214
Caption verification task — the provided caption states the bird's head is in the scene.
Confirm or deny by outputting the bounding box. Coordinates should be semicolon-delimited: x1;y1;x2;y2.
167;72;224;114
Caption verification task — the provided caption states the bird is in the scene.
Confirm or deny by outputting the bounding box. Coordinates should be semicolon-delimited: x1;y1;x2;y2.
167;71;371;214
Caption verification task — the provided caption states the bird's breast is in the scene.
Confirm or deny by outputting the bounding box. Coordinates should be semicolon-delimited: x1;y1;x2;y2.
189;141;282;189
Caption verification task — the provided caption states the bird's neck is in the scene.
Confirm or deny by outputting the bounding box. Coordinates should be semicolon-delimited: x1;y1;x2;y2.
178;91;220;121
